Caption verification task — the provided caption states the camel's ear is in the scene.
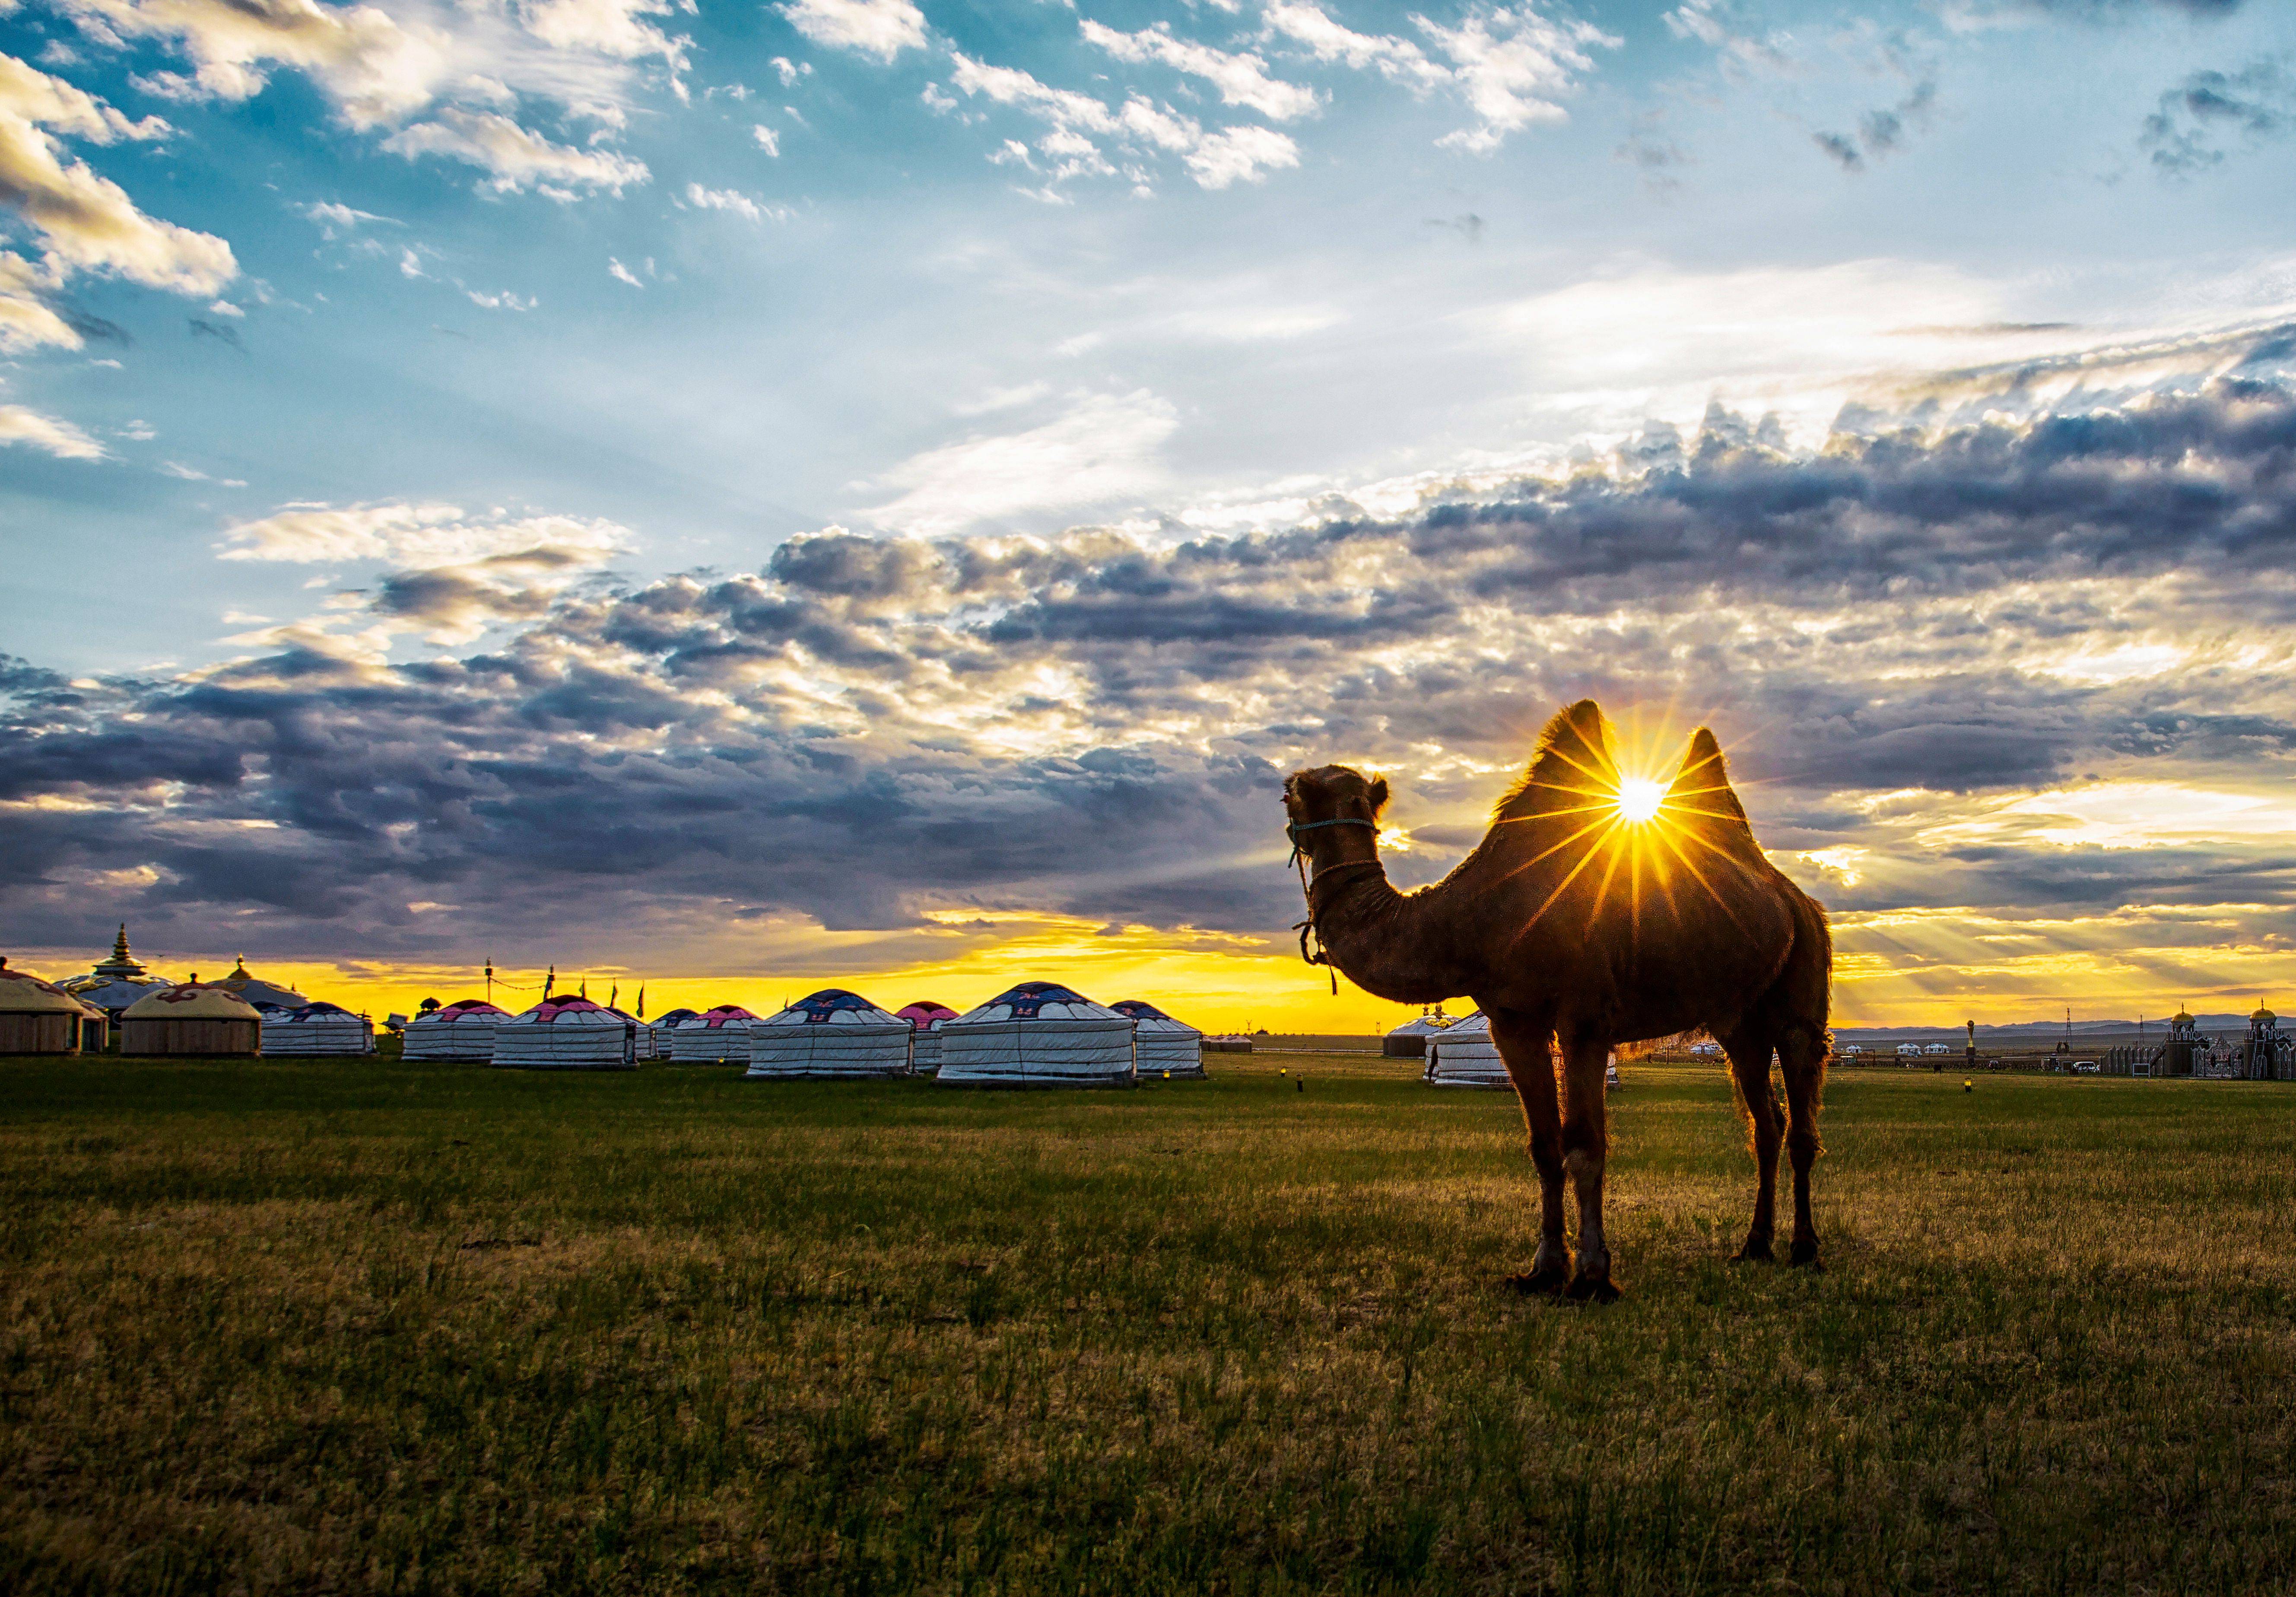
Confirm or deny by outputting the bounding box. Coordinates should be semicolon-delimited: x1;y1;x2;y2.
1668;728;1754;841
1367;776;1389;818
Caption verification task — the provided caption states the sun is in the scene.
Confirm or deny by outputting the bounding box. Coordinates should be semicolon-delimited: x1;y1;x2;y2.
1616;778;1665;824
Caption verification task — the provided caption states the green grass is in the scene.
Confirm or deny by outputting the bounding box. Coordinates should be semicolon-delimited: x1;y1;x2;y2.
2;1055;2292;1595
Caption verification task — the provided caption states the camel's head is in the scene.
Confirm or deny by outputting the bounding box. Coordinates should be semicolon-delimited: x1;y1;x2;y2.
1283;764;1390;844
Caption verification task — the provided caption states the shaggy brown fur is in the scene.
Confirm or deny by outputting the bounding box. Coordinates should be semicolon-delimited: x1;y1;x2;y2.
1283;700;1832;1301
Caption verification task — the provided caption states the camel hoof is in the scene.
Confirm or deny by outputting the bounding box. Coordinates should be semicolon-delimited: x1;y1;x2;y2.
1732;1238;1775;1264
1789;1239;1823;1270
1564;1274;1622;1305
1505;1267;1569;1297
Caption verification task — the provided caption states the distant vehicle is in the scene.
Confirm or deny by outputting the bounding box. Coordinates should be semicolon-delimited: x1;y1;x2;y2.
2073;1061;2099;1074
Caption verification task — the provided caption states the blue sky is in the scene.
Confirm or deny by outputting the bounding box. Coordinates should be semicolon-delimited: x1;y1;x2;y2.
4;0;2296;1025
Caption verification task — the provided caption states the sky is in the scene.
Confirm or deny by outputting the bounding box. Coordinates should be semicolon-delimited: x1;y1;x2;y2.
3;0;2294;1031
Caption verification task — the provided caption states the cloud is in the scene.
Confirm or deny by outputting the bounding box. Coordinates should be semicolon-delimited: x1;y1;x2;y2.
0;51;235;346
1815;80;1937;171
0;401;105;458
2140;60;2294;173
774;0;928;63
607;255;643;286
1080;20;1318;122
518;0;691;74
1415;3;1619;152
866;389;1180;533
752;122;780;155
683;181;789;221
1262;3;1448;90
947;53;1300;191
13;335;2296;1015
382;108;651;195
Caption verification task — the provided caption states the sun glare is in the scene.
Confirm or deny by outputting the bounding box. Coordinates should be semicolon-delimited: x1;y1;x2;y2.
1616;778;1665;824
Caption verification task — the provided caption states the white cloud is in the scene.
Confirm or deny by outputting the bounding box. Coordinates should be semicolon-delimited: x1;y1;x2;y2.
518;0;690;73
948;52;1299;191
683;181;789;221
1182;122;1299;188
1262;2;1446;89
1080;20;1318;122
0;51;235;324
205;297;243;316
382;108;650;195
608;255;644;287
771;55;810;86
868;389;1179;534
464;286;536;309
775;0;927;63
0;401;105;459
752;121;779;155
298;198;400;238
217;500;631;566
1416;4;1619;153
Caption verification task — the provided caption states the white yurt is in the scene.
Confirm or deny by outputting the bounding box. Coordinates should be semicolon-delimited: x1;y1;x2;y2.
746;989;913;1080
669;1004;757;1064
1111;999;1207;1079
260;1000;374;1056
1423;1012;1512;1088
1383;1008;1456;1059
490;995;637;1070
401;999;509;1061
647;1007;699;1056
603;1005;658;1060
937;981;1136;1089
896;1001;959;1076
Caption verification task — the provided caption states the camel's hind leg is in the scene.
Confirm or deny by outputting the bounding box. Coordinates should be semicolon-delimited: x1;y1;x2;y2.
1557;1031;1620;1302
1489;1007;1567;1295
1718;1030;1782;1263
1755;888;1833;1268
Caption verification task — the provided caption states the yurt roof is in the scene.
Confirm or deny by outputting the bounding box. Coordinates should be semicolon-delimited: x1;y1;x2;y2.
0;959;101;1016
760;989;903;1027
897;1000;960;1027
123;983;264;1022
276;1002;362;1022
61;972;172;1008
509;996;623;1025
216;957;310;1009
1388;1014;1454;1037
955;981;1124;1024
652;1008;700;1026
697;1003;759;1029
416;999;508;1021
1441;1011;1490;1034
1112;999;1201;1035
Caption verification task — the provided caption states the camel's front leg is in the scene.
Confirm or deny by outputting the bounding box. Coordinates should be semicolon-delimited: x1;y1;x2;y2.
1490;1008;1566;1294
1558;1035;1619;1302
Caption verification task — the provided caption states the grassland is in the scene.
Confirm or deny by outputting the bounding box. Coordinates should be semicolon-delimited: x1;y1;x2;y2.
2;1054;2292;1595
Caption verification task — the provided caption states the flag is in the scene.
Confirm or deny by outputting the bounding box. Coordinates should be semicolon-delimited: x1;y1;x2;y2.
636;984;646;1018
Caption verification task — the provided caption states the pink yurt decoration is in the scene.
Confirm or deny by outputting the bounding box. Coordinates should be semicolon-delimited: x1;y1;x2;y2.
896;1000;960;1077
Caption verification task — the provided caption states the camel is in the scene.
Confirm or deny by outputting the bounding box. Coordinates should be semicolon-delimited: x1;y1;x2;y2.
1283;700;1831;1302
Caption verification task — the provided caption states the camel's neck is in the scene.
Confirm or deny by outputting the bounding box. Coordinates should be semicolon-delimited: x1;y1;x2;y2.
1302;839;1481;1006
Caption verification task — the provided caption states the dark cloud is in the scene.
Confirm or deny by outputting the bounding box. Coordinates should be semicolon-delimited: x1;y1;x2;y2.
2141;60;2293;172
1814;80;1935;172
10;365;2296;966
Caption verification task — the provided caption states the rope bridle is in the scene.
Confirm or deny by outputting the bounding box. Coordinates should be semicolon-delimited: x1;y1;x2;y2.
1286;817;1382;993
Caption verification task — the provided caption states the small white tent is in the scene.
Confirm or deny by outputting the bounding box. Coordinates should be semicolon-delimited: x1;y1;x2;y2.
937;981;1136;1088
260;1000;374;1056
896;1001;960;1077
747;989;913;1079
491;996;637;1070
1111;999;1206;1079
647;1008;699;1057
1423;1012;1513;1088
401;999;508;1062
670;1004;757;1064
